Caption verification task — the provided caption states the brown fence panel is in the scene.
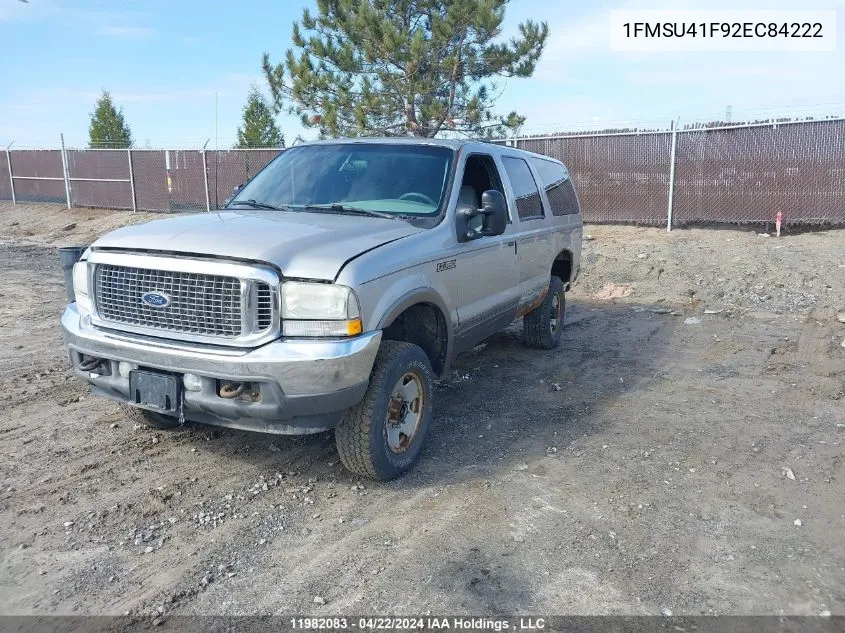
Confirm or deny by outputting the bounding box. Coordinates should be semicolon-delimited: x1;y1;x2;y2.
673;120;845;226
208;149;282;208
67;150;132;209
3;128;843;226
11;178;65;204
131;151;171;212
11;149;63;178
71;180;132;210
168;150;207;211
9;150;65;203
515;134;672;225
67;149;130;179
0;152;10;200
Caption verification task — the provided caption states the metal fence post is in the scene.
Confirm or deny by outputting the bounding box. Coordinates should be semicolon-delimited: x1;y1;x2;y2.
127;146;137;213
5;142;14;205
60;133;72;209
202;139;211;212
666;121;678;232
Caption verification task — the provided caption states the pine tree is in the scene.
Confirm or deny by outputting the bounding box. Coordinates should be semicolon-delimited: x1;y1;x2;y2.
88;91;132;148
236;87;285;148
262;0;548;138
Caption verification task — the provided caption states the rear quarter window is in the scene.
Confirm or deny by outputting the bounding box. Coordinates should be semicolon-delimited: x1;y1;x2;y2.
502;157;545;221
532;158;580;216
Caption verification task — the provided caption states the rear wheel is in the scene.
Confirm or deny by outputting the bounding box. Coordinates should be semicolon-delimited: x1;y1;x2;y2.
523;275;566;350
335;341;434;481
119;404;182;430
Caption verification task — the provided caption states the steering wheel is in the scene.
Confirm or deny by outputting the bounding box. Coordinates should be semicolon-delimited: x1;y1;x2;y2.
399;192;436;206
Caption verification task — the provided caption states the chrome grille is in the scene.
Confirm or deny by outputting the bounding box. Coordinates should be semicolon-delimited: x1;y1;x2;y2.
256;283;273;331
94;264;243;337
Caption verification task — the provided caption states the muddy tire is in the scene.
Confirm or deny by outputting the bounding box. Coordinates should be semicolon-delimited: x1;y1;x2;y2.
335;340;434;481
523;276;565;350
119;404;181;430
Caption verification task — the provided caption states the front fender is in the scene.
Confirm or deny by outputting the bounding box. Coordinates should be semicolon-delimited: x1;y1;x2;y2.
376;287;452;330
354;270;458;376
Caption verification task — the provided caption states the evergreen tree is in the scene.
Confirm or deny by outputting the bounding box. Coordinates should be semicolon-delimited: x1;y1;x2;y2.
236;86;285;148
262;0;548;138
88;91;132;148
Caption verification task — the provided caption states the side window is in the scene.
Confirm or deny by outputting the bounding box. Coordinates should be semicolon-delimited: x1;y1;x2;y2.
502;157;544;220
533;158;580;216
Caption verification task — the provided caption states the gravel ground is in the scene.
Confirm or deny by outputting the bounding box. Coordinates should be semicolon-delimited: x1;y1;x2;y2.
0;203;843;618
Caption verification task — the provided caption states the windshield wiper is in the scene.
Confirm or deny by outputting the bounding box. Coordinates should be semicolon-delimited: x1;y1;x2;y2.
299;204;398;220
228;199;288;211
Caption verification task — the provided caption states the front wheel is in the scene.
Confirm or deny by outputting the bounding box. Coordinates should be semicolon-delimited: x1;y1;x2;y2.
335;341;434;481
523;275;566;350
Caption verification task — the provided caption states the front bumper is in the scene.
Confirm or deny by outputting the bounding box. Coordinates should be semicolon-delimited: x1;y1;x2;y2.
60;304;381;434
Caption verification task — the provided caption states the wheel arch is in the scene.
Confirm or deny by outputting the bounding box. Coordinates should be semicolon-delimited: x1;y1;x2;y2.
551;248;574;287
375;288;454;378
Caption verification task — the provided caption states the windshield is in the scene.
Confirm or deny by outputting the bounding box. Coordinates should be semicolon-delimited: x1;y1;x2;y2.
228;143;454;217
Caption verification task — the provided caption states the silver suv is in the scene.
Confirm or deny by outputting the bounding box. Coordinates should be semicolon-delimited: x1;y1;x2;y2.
61;139;582;480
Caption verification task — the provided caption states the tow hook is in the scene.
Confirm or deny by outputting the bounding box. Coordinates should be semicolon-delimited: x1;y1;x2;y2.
218;381;245;399
78;355;107;373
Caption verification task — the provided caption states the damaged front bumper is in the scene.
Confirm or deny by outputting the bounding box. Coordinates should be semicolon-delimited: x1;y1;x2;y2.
60;303;381;434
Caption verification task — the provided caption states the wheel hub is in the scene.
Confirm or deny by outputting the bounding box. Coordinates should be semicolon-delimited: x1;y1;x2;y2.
385;371;424;454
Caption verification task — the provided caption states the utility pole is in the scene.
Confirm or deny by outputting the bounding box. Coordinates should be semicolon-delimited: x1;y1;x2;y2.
214;92;219;209
666;119;678;232
60;133;72;209
5;141;15;205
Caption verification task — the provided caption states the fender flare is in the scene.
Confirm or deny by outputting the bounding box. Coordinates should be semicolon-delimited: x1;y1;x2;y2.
375;288;455;377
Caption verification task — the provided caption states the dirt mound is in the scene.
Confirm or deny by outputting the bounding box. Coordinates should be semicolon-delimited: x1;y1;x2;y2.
574;225;845;317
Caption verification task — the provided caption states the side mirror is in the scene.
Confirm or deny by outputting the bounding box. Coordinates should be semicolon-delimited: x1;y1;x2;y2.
223;183;245;207
480;190;507;236
457;189;508;242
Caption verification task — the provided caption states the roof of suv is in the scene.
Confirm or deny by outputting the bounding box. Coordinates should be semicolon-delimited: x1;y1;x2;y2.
297;137;467;150
294;136;562;164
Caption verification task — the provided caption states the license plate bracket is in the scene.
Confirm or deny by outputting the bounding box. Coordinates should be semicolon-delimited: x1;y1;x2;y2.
129;370;180;412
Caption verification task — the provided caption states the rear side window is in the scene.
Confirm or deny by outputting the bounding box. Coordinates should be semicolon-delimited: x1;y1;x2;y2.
533;159;580;216
502;157;544;220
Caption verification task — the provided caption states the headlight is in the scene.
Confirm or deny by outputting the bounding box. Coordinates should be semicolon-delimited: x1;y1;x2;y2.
72;261;91;311
281;282;362;337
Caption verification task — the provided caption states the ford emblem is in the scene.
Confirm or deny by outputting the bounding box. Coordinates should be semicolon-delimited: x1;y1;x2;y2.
141;291;171;308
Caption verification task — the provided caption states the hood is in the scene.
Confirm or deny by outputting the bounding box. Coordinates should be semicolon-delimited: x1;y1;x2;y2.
92;210;425;280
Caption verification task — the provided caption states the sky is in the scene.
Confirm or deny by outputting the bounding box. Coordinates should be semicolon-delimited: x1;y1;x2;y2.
1;0;843;148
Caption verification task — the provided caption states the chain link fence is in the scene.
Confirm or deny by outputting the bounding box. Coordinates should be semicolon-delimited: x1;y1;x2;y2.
3;149;67;204
0;150;13;201
207;149;282;209
66;149;132;209
0;145;283;213
505;117;845;227
672;121;845;225
2;119;844;227
513;132;673;225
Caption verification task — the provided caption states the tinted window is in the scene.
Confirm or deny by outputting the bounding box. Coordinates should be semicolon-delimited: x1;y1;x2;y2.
230;144;454;216
502;157;544;220
533;158;580;216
